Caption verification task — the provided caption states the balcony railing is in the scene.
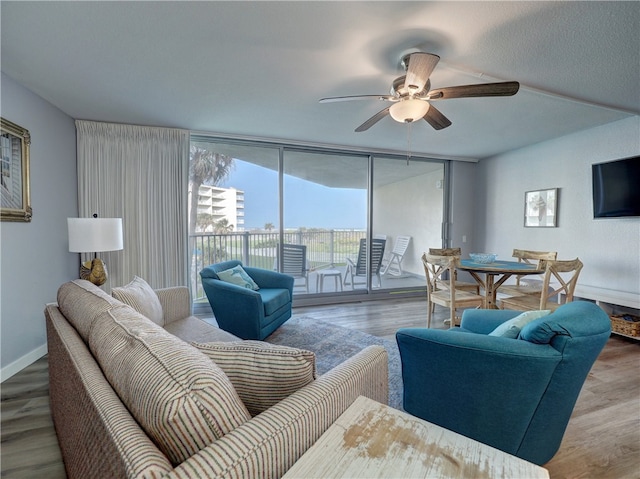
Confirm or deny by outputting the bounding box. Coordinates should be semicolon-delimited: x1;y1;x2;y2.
190;229;366;302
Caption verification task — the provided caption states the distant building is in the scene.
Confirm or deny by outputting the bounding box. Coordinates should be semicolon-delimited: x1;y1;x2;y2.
195;185;245;232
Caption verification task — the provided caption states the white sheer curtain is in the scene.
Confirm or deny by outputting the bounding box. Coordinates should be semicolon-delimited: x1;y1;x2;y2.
76;120;190;290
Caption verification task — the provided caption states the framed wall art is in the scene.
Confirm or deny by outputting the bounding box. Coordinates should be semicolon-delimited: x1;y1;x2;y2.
1;118;32;222
524;188;557;227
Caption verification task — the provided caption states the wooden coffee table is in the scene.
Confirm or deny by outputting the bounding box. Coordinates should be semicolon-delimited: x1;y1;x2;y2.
283;396;549;478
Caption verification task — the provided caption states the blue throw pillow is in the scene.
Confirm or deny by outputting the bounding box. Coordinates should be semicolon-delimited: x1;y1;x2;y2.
217;265;260;290
488;309;551;339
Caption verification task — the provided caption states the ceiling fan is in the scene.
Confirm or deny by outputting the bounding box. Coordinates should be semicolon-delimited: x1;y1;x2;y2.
319;52;520;132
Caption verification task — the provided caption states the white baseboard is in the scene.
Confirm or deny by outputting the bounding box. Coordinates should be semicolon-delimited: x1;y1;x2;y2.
1;344;48;383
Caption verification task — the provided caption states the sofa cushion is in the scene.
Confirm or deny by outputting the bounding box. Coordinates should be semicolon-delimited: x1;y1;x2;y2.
164;316;241;343
217;265;260;290
91;307;251;465
57;280;123;339
259;288;291;316
112;276;164;326
193;341;316;416
57;280;252;465
488;310;551;339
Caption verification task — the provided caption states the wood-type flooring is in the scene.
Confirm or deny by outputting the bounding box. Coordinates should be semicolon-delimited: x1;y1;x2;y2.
2;298;639;478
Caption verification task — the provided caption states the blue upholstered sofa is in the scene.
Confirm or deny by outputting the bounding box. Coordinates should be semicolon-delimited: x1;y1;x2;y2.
396;301;611;465
200;260;294;340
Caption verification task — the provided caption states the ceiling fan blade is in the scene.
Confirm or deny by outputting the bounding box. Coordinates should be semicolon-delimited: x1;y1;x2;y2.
428;81;520;100
422;105;452;130
355;107;390;132
319;94;395;103
404;53;440;93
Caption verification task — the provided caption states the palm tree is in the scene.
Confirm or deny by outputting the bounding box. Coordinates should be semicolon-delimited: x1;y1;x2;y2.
264;222;274;231
189;146;234;292
196;213;215;232
213;218;234;234
189;146;234;235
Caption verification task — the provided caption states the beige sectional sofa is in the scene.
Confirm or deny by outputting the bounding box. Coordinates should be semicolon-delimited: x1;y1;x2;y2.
45;279;389;478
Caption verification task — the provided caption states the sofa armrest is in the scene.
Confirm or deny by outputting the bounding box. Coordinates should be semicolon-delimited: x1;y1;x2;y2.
165;345;389;479
46;304;173;478
155;286;192;325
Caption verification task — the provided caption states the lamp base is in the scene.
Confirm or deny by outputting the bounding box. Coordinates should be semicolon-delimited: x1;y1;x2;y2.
80;258;108;286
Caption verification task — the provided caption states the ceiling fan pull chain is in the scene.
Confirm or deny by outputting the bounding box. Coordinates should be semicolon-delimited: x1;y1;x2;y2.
406;122;413;165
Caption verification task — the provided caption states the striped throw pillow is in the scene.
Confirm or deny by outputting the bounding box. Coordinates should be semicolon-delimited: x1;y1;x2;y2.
193;341;316;416
88;306;251;465
112;276;164;326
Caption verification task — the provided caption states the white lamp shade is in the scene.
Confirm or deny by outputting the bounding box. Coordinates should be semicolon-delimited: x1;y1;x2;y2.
389;98;430;123
68;217;123;253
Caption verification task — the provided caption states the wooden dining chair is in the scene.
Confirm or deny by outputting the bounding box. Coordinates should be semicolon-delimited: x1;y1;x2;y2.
422;253;484;328
428;247;480;295
499;258;583;312
498;249;557;297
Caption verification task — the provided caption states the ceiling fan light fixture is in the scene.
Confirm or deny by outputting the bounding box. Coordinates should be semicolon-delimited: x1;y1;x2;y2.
320;52;517;132
389;98;430;123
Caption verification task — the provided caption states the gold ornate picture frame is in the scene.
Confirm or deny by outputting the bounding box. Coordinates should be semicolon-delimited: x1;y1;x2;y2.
524;188;557;227
1;118;32;222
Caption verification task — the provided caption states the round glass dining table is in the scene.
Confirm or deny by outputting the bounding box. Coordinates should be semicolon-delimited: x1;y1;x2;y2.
457;259;545;309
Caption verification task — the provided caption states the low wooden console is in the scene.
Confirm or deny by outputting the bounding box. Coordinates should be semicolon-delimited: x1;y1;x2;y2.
560;285;640;340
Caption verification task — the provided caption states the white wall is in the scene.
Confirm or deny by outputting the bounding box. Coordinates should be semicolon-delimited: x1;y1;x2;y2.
373;166;444;276
449;160;478;256
0;73;78;380
449;160;481;284
475;116;640;295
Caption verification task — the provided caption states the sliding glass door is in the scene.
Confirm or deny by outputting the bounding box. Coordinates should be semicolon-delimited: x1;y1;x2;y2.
371;157;445;290
189;138;280;306
282;149;368;294
189;135;446;309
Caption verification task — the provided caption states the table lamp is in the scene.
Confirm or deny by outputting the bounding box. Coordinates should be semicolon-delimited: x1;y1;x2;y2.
68;214;123;286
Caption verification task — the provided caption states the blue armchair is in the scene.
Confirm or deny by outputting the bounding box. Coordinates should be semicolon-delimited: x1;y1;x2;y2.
396;301;611;465
200;260;294;340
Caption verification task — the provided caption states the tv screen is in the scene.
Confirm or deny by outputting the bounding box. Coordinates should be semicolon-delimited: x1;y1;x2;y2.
592;156;640;218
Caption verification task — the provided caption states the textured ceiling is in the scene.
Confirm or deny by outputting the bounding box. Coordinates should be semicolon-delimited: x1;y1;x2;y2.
1;1;638;161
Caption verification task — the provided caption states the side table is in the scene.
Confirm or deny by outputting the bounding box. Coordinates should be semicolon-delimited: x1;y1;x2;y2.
283;396;549;479
315;269;343;293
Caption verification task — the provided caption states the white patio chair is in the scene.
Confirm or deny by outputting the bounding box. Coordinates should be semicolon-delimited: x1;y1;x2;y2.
381;235;411;276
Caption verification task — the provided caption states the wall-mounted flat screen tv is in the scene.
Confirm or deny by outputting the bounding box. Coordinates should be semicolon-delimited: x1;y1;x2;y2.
592;156;640;218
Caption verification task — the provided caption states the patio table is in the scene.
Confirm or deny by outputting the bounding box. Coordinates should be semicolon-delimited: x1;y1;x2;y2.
457;259;545;309
315;268;343;293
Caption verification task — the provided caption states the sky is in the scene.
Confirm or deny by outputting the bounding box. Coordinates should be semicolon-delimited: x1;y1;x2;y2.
219;160;366;230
